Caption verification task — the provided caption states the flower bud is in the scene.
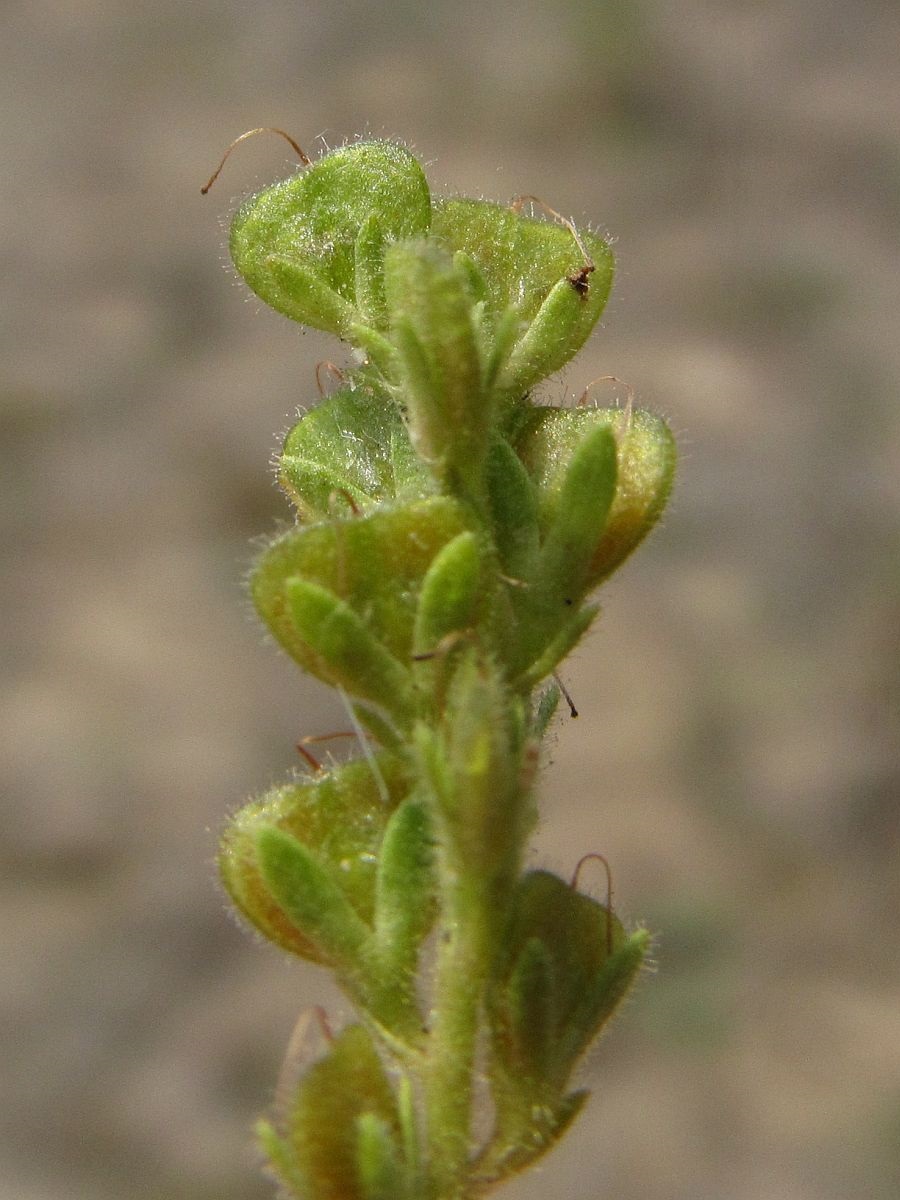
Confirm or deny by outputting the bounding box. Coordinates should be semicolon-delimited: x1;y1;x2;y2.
413;652;531;888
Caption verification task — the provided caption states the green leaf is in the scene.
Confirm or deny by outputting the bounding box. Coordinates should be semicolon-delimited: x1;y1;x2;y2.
279;376;426;521
515;405;676;586
485;436;540;579
533;683;561;738
412;530;485;656
560;928;651;1068
256;827;371;970
230;141;432;334
357;1113;406;1200
396;1074;422;1196
482;305;522;393
349;322;400;377
451;249;490;306
515;602;598;689
373;799;435;976
499;275;606;399
286;579;415;721
354;213;389;328
530;422;618;607
500;936;555;1079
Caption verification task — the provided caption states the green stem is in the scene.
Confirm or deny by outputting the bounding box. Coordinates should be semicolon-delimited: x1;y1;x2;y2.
425;857;493;1200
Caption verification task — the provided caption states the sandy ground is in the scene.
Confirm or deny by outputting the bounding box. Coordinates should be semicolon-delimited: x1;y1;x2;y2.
2;2;899;1198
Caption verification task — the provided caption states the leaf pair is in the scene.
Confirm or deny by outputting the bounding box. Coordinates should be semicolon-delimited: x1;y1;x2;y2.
253;497;493;731
483;406;675;684
252;497;467;726
220;756;435;1040
230;140;615;402
270;403;675;724
478;870;650;1184
430;197;614;401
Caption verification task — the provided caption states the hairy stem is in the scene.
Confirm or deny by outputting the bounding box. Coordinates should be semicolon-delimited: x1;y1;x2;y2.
425;854;494;1199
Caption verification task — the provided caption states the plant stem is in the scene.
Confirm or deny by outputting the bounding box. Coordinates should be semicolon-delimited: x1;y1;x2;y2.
425;850;494;1200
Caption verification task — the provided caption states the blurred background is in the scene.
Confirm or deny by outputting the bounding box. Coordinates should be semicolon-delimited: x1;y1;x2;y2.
2;2;898;1198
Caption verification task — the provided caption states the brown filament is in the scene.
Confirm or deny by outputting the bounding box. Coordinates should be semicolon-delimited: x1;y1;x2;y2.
328;487;361;517
303;730;370;747
577;375;635;431
552;671;579;719
411;629;472;663
296;729;372;771
274;1006;334;1127
295;742;323;772
315;360;347;395
570;852;614;954
509;193;595;293
201;127;311;195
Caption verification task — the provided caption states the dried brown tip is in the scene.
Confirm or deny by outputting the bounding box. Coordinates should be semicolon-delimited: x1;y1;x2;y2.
509;193;595;292
570;852;614;953
201;127;311;195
